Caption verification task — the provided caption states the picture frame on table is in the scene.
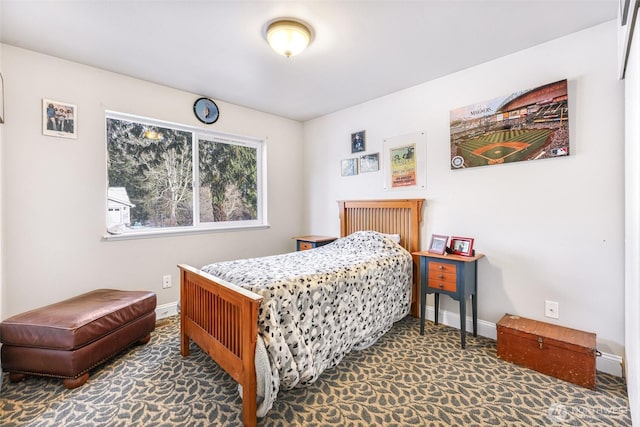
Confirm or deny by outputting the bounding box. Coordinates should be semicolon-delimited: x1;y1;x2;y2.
428;234;449;255
450;236;475;257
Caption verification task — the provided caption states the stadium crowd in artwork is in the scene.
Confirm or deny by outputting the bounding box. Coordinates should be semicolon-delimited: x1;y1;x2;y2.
450;79;569;169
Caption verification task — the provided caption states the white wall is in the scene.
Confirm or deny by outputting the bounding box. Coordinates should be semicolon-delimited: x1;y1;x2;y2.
303;22;625;358
624;13;640;426
0;44;305;316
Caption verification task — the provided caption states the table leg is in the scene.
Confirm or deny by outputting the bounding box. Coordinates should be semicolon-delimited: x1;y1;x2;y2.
420;258;427;335
420;289;426;335
434;293;440;325
460;298;466;349
472;293;478;337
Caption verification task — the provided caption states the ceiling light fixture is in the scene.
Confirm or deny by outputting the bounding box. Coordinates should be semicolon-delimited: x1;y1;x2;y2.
265;19;312;58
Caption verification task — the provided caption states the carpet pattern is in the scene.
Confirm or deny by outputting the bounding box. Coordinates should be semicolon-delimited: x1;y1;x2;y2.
0;315;631;426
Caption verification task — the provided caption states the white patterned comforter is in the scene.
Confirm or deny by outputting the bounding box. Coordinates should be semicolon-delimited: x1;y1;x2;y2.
200;231;413;416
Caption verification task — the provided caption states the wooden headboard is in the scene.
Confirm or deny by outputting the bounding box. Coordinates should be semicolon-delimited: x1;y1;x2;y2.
338;199;424;316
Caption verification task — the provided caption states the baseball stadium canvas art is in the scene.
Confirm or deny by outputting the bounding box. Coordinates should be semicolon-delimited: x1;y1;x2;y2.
449;79;569;169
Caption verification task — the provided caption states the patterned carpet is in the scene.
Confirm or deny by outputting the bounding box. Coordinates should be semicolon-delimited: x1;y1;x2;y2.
0;315;631;426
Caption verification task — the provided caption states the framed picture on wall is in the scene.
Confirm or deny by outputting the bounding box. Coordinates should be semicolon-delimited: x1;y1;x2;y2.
428;234;449;255
351;130;365;153
382;131;426;191
449;79;569;170
360;153;379;173
341;158;358;176
450;236;475;257
42;98;77;139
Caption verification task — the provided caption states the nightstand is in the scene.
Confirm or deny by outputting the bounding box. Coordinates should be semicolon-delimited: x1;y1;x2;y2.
293;235;337;251
412;251;485;348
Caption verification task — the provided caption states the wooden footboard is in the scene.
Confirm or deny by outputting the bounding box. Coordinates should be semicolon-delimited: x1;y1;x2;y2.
178;264;263;427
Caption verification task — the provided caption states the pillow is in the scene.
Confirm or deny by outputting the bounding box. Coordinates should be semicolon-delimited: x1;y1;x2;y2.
381;233;401;243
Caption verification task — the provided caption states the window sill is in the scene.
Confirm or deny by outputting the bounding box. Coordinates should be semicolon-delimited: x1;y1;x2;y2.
102;224;270;241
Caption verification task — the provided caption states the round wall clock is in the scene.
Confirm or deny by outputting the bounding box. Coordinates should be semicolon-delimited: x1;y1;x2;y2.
193;97;219;124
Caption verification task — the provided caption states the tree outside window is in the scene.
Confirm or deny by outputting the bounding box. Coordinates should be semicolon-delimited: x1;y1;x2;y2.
106;113;264;235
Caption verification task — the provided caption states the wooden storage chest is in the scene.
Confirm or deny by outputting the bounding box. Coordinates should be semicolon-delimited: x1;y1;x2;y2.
496;314;596;389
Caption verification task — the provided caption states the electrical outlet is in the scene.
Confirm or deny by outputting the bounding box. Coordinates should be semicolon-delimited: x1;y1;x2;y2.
162;275;172;289
545;300;559;319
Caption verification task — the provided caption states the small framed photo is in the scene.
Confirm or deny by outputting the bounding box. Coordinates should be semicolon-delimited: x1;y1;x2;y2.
428;234;449;255
450;236;475;257
43;98;77;139
351;130;365;153
360;153;379;173
341;158;358;176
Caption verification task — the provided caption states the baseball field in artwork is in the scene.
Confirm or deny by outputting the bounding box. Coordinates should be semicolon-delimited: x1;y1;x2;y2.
450;80;569;169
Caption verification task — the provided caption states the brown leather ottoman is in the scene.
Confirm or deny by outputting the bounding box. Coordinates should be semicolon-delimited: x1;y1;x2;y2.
0;289;156;388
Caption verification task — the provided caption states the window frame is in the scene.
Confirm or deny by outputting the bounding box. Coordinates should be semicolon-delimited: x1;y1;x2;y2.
103;111;268;240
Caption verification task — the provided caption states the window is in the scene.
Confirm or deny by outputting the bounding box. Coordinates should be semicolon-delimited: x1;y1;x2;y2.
106;112;266;237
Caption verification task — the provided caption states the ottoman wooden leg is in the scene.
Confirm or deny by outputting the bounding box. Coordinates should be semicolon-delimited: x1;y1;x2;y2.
9;372;26;383
138;333;151;345
63;372;89;389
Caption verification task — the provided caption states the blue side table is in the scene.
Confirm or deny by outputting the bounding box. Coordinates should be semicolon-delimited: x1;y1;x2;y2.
293;235;337;251
413;251;485;348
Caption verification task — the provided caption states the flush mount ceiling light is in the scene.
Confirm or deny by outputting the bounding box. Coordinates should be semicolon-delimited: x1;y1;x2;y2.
265;19;312;58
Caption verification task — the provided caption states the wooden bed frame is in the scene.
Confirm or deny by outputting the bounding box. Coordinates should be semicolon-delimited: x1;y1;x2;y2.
179;199;424;427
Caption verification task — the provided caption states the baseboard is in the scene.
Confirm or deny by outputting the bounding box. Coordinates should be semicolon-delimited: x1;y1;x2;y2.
423;307;623;377
155;301;179;320
598;352;624;378
152;302;623;376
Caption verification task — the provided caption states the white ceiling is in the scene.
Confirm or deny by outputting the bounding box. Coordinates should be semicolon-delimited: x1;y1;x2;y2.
0;1;618;122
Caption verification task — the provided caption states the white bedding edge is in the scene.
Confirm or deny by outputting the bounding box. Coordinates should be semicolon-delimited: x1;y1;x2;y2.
238;335;273;418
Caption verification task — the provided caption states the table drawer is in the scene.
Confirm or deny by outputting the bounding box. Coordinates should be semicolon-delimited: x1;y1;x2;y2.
428;276;456;292
428;261;455;274
428;270;456;284
298;241;313;251
427;261;456;292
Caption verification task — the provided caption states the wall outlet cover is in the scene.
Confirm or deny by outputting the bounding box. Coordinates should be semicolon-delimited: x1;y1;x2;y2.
545;300;559;319
162;275;172;289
